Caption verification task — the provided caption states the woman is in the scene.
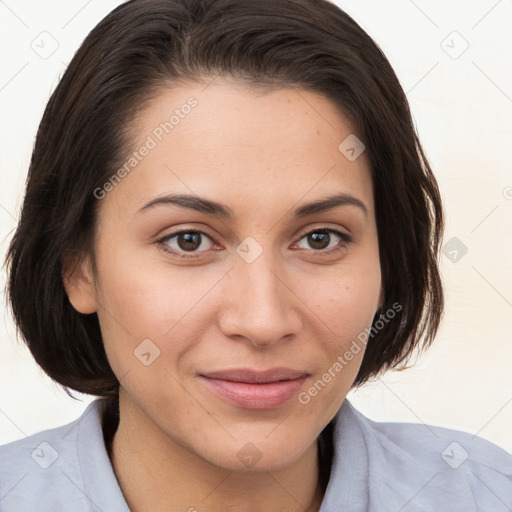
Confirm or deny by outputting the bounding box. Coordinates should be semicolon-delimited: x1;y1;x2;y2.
1;0;511;510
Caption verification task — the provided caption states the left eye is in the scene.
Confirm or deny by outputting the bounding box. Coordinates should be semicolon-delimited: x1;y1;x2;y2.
296;229;349;251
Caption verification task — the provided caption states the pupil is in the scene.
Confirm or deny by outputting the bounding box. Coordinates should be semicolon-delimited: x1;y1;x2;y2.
178;232;201;251
309;231;329;249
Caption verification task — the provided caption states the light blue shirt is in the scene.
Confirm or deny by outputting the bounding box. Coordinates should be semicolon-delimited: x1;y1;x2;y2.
1;398;511;511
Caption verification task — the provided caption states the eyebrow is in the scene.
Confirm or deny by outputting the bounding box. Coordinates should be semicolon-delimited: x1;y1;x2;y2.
137;192;368;218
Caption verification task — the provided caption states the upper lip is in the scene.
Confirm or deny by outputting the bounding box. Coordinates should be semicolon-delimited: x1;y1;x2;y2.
201;368;309;384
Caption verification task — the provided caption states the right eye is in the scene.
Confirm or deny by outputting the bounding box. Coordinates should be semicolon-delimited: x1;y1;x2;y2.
158;230;216;258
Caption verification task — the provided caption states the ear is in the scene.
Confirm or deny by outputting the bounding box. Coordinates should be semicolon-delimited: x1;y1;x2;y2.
62;252;98;314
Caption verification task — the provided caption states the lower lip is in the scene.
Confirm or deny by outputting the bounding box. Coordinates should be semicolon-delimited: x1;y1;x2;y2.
200;376;307;409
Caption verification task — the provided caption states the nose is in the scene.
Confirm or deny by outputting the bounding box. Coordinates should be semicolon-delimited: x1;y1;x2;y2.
218;252;303;348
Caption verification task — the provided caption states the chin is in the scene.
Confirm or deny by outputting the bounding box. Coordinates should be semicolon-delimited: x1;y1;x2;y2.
191;427;317;474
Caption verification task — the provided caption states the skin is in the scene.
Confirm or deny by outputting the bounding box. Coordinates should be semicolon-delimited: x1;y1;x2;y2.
64;79;382;512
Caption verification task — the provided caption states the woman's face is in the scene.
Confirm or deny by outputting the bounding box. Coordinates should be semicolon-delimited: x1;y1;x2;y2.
70;80;382;471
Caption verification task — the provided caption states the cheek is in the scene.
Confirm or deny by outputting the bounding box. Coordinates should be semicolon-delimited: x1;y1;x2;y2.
294;259;381;408
302;261;381;336
92;243;217;368
295;271;380;415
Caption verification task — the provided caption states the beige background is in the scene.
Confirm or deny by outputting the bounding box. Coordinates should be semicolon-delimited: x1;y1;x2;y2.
1;0;511;453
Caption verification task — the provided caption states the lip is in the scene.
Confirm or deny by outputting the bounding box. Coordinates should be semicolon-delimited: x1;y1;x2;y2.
200;368;309;410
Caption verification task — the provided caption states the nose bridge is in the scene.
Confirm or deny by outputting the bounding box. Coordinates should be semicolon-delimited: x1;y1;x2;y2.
219;242;301;346
239;255;283;313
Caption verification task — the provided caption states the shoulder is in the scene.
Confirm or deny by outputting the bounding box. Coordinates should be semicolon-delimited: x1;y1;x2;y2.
362;406;512;467
0;407;91;511
332;401;512;512
0;399;127;512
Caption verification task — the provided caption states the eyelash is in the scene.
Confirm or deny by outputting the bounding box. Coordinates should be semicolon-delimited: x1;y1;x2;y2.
157;224;352;260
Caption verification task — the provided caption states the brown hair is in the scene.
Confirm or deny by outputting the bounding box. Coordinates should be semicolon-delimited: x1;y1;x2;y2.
5;0;444;400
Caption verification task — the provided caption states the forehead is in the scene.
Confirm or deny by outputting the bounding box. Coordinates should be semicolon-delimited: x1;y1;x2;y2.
103;80;374;219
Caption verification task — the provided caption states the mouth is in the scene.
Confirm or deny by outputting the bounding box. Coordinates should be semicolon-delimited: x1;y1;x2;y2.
199;368;309;410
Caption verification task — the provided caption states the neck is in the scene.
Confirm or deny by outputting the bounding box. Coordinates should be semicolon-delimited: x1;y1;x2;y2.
108;392;325;512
